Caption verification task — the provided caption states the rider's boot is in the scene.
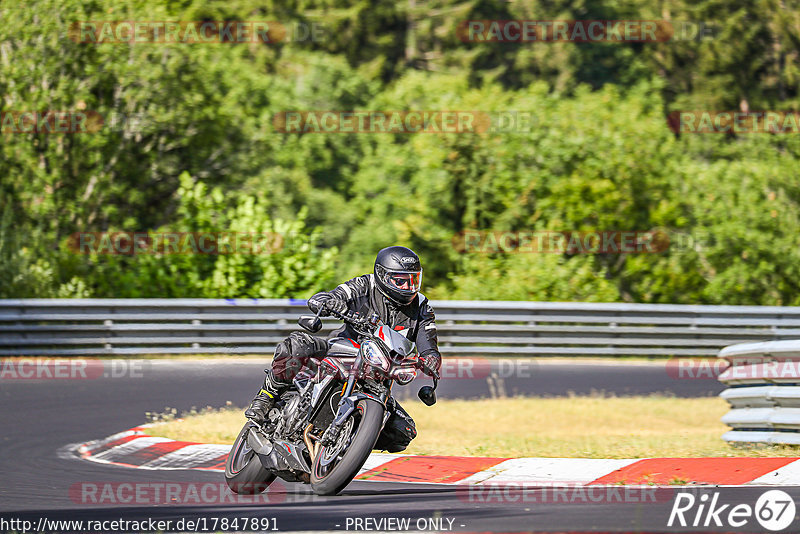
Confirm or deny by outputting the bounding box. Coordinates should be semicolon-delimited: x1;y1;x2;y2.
244;370;290;424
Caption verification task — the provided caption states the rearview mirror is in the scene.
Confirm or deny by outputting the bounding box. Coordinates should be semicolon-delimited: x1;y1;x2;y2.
298;315;322;333
418;385;436;406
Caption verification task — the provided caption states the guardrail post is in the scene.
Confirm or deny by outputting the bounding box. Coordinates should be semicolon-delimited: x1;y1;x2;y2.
192;319;201;348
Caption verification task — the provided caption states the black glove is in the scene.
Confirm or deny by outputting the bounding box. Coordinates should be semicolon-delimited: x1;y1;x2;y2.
418;351;442;378
322;297;348;317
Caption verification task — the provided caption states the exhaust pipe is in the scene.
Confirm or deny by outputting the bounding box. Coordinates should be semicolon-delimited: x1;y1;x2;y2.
303;423;320;462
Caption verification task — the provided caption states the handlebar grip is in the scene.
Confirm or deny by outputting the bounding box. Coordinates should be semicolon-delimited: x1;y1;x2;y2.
329;308;368;328
417;360;440;380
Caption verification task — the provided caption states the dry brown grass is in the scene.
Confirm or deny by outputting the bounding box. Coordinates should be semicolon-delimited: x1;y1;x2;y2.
146;395;800;458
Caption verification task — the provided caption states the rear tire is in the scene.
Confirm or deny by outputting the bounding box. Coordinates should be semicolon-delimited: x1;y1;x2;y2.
225;422;276;494
310;399;384;496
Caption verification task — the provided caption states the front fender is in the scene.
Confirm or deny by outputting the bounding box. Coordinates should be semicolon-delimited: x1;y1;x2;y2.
332;392;386;428
323;394;386;446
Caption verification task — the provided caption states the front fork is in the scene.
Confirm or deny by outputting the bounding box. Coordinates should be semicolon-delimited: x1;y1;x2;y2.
320;356;389;446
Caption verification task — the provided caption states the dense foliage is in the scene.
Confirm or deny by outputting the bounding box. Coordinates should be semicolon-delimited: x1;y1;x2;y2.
3;0;800;303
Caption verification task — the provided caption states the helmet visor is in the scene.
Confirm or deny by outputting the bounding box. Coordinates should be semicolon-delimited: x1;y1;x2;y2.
382;270;422;294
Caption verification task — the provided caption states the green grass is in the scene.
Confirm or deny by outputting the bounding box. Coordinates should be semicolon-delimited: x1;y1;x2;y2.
145;395;800;459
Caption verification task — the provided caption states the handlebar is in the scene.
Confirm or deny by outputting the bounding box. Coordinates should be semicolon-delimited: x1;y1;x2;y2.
324;306;376;333
322;304;440;380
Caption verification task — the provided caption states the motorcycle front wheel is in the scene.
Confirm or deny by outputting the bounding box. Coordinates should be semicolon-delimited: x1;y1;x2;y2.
224;421;277;494
310;399;383;496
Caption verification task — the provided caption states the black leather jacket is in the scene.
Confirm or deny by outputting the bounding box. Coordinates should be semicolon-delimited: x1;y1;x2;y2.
307;274;440;358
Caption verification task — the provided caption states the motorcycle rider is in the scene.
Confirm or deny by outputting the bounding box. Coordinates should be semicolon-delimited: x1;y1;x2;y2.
244;245;442;452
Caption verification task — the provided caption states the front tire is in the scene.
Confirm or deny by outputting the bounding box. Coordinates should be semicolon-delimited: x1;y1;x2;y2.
310;399;384;496
225;421;276;494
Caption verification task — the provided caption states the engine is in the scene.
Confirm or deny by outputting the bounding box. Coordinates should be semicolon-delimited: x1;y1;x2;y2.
272;390;311;439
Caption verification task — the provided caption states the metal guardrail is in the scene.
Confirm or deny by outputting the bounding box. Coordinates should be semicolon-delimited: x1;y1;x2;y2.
2;299;800;357
719;340;800;444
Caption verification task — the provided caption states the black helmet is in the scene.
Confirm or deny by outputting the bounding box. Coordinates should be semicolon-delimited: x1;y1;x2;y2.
374;246;422;305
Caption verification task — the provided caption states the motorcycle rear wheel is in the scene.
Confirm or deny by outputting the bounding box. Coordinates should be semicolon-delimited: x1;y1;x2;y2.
225;421;277;494
310;399;383;496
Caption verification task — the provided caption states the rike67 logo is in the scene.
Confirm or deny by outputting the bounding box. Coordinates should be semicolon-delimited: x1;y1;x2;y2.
668;489;796;531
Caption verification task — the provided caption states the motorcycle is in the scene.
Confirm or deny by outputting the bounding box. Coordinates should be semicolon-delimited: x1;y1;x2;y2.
224;306;440;496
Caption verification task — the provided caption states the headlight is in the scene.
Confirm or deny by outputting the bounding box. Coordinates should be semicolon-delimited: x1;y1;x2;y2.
362;340;390;371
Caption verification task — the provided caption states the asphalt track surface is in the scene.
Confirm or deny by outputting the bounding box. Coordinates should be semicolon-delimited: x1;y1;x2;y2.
2;359;794;533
